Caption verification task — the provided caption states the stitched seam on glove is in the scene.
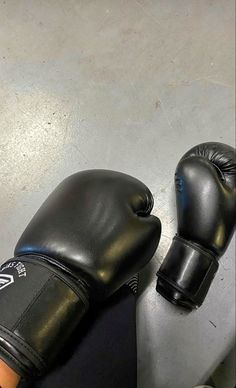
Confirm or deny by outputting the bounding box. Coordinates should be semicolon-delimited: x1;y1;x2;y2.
12;276;53;332
15;254;89;310
145;191;153;214
157;272;198;302
0;345;32;376
12;257;89;308
0;325;46;369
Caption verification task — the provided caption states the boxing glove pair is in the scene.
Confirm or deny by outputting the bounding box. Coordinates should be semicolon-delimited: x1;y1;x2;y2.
0;142;235;381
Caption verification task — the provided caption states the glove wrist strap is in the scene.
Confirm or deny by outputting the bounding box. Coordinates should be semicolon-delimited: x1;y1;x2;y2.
0;257;89;378
156;235;219;309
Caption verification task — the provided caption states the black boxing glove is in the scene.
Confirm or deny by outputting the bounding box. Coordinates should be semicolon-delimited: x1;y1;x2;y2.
0;170;161;379
156;142;236;310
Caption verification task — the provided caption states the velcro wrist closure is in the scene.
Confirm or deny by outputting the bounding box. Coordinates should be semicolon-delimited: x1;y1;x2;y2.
0;257;89;378
156;236;219;309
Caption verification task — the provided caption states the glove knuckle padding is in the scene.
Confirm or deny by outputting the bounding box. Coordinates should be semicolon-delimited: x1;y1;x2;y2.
175;156;236;255
0;169;161;378
157;142;236;310
15;170;159;297
182;141;236;189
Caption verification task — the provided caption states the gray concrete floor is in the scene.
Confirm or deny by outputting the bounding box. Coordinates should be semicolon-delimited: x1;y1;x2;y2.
0;1;235;387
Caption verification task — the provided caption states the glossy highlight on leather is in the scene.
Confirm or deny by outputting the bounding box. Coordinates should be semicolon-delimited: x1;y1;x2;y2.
0;170;161;378
156;142;236;309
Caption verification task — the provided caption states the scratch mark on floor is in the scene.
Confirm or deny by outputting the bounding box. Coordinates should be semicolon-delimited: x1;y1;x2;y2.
209;320;217;328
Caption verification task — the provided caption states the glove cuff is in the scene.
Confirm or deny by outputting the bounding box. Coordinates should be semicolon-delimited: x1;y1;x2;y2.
0;256;89;378
156;236;219;310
